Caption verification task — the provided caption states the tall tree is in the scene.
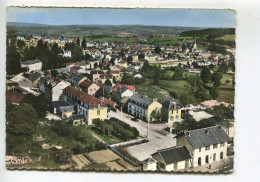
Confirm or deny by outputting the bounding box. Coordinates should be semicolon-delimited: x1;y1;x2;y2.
23;94;48;118
127;55;133;65
210;85;220;99
6;44;21;75
154;47;161;54
76;37;80;46
200;67;212;83
153;65;160;86
81;38;86;49
211;72;223;87
6;103;38;135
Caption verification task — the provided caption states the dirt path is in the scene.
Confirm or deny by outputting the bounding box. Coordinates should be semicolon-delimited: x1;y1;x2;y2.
92;133;106;144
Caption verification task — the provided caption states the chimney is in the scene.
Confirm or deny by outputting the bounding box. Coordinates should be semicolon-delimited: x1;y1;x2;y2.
187;131;190;137
205;128;209;135
93;102;96;108
218;125;221;130
173;103;177;110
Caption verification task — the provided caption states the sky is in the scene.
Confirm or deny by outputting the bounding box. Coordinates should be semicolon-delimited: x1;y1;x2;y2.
7;7;236;28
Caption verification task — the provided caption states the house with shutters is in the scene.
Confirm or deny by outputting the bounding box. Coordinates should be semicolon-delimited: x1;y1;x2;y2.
61;86;107;125
79;80;100;96
176;125;231;168
150;146;192;171
127;94;162;122
161;99;182;123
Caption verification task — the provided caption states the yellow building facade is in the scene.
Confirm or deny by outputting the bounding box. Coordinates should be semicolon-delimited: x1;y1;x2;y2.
147;99;162;122
87;107;108;125
168;109;181;123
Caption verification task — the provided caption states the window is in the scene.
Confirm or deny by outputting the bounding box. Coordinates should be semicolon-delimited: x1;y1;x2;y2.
213;144;218;149
205;146;210;151
97;110;100;115
213;153;216;161
220;143;225;147
160;162;165;169
199;147;201;152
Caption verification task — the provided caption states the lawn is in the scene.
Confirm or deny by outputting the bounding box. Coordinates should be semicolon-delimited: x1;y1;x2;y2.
158;79;190;97
135;79;170;100
218;88;235;104
215;34;236;41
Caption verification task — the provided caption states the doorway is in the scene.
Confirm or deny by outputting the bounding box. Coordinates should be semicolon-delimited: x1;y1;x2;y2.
205;155;209;163
198;157;201;166
220;152;224;159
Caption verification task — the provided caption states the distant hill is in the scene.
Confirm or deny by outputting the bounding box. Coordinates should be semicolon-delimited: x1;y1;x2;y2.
7;22;48;27
7;22;208;37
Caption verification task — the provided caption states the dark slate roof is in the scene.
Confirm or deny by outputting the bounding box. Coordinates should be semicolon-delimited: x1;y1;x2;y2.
67;74;85;82
143;157;157;164
184;126;231;149
27;72;42;82
22;59;41;65
153;146;191;165
161;99;181;110
129;94;152;108
51;100;71;108
71;114;86;120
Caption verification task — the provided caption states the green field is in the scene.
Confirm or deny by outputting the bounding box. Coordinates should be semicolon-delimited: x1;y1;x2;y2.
135;79;170;100
216;34;236;41
158;79;190;97
147;35;183;45
83;36;138;43
217;88;235;104
137;75;234;104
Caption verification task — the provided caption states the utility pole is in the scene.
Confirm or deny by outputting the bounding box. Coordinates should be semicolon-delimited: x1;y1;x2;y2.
147;116;150;139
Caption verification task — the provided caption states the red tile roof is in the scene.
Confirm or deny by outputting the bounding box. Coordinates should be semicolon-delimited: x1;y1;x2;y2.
91;70;103;74
112;65;122;71
99;74;113;79
6;91;26;104
119;60;127;64
71;66;80;70
80;80;93;88
124;85;136;91
110;70;120;74
112;83;122;91
63;86;102;105
103;98;116;107
100;62;111;66
96;82;109;88
66;62;74;66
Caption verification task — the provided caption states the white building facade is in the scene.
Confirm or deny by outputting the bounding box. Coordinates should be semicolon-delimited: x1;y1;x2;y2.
177;126;230;168
21;59;42;73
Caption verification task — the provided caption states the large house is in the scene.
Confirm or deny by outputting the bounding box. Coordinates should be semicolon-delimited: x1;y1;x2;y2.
67;74;87;89
161;99;182;123
39;77;71;101
176;126;231;168
79;80;100;96
128;94;162;122
61;86;108;125
21;59;42;73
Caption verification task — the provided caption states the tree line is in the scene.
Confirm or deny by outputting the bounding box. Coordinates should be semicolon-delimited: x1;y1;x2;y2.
93;117;139;141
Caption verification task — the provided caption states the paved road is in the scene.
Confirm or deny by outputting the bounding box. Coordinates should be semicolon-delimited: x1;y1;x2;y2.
108;111;177;161
108;111;164;140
